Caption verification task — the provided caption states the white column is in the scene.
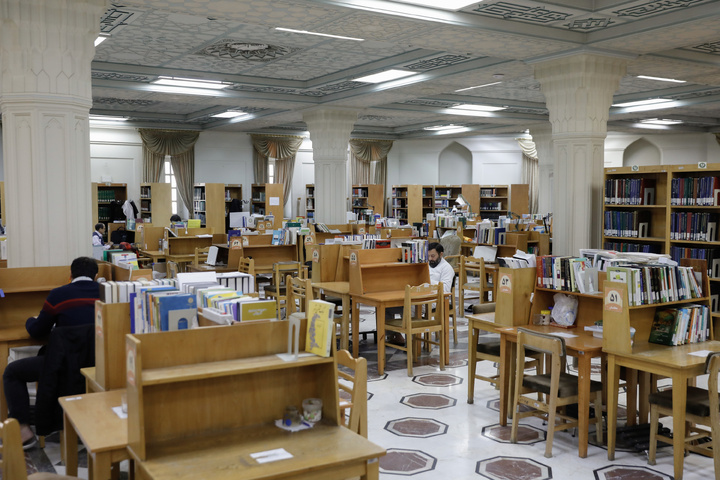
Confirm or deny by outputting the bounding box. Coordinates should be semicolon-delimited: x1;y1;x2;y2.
530;124;553;217
534;53;627;256
0;0;105;267
303;108;358;225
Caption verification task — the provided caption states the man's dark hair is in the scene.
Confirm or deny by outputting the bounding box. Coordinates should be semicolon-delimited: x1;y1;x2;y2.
71;256;99;279
428;242;443;254
94;223;104;231
170;214;182;222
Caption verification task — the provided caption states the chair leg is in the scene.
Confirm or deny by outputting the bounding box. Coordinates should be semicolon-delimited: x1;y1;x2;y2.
468;342;477;404
406;332;414;377
439;329;445;371
648;404;659;465
451;309;458;344
545;396;558;458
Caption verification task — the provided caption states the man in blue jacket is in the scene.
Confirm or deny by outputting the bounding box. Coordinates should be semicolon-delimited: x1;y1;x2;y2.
3;256;100;448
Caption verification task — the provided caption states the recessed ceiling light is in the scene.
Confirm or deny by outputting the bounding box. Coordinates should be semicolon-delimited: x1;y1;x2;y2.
211;111;248;119
355;69;418;83
639;118;683;125
424;124;461;131
451;104;505;112
637;75;686;84
389;0;480;11
612;98;672;108
151;76;230;90
454;82;502;93
89;115;128;122
94;34;110;47
275;27;364;41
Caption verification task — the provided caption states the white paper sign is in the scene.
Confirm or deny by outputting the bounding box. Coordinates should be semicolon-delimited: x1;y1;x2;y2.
251;448;293;463
269;197;280;206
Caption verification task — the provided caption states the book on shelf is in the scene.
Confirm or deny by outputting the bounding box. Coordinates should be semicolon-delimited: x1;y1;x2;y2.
604;178;656;205
671;176;720;206
648;305;709;346
156;293;197;331
305;299;335;357
238;299;277;322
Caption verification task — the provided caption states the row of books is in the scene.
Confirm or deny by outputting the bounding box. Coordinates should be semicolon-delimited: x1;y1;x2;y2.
670;175;720;206
400;239;429;263
603;242;660;254
97;189;119;201
669;212;717;242
435;189;455;198
603;210;650;238
362;238;392;249
351;188;368;197
480;188;500;197
606;264;703;306
604;177;655;205
474;223;506;245
669;246;720;277
192;187;206;201
536;256;595;294
648;305;710;346
271;228;298;245
131;286;198;334
100;278;177;304
193;200;206;212
436;215;460;228
480;202;502;211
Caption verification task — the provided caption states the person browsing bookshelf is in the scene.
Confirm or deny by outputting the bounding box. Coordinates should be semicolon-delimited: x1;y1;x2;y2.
2;257;101;449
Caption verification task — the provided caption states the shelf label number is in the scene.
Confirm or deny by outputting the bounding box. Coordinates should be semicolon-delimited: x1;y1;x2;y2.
499;273;512;294
304;234;314;245
312;249;319;263
631;165;639;172
349;251;358;266
604;288;623;312
699;162;708;169
126;343;136;387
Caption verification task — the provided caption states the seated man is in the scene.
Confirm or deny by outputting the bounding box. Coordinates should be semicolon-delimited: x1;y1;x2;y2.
3;257;100;448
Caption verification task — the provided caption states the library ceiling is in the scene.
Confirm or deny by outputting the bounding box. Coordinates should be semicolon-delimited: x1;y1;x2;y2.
90;0;720;138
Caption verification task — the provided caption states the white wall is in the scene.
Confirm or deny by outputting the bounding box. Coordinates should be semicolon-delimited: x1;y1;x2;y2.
605;132;720;168
89;125;144;206
438;142;472;184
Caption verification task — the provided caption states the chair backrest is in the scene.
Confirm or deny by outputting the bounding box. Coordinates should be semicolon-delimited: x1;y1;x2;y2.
336;349;368;438
272;261;302;287
1;418;28;480
194;246;211;266
460;255;486;284
286;275;313;314
707;352;720;431
238;256;256;277
166;261;179;279
440;234;461;269
517;327;566;375
402;283;443;325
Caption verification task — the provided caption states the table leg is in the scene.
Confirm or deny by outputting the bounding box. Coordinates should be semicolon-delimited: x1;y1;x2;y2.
499;334;510;426
352;300;360;359
672;373;687;480
637;370;651;423
63;412;79;477
377;305;386;375
342;293;350;353
93;452;112;480
468;324;478;404
364;458;379;480
576;353;591;458
607;356;619;461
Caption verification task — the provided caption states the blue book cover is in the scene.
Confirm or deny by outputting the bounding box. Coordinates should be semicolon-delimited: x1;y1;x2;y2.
157;293;197;331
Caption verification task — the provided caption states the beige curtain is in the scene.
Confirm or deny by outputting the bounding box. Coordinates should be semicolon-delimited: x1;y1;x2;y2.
516;137;539;214
138;129;200;211
350;138;392;186
250;134;303;205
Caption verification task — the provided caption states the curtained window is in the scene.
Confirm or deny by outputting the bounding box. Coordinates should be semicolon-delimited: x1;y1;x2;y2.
139;129;199;214
349;138;393;192
250;134;303;206
516;137;539;215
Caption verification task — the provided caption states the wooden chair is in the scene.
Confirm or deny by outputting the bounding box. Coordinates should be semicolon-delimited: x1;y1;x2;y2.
285;275;313;318
193;246;211;266
648;351;720;475
264;261;302;318
459;256;492;312
511;328;603;458
385;283;445;377
1;418;77;479
237;256;255;277
337;349;368;438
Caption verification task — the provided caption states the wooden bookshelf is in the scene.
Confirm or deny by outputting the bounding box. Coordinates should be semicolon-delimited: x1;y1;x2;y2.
351;184;384;218
139;183;171;226
421;185;434;219
461;184;480;215
192;183;227;233
479;185;508;220
390;185;422;224
251;183;283;228
305;184;315;221
92;182;127;230
510;183;529;216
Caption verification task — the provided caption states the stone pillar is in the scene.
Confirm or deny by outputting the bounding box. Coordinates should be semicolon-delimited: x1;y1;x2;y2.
534;53;627;256
0;0;106;267
529;124;553;217
303;108;358;225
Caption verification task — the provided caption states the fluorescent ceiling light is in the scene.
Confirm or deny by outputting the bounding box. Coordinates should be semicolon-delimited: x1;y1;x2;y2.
454;81;502;93
637;75;686;84
355;69;418;83
211;111;248;119
612;98;672;108
433;126;470;135
639;118;683;125
424;124;461;131
275;27;364;41
89;115;127;122
451;104;505;112
94;34;110;47
152;76;230;90
390;0;479;11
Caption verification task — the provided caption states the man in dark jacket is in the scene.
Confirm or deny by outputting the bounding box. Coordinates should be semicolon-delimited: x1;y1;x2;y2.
3;256;100;448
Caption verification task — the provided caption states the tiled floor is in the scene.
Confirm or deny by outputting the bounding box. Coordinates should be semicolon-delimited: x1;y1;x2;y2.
21;305;716;480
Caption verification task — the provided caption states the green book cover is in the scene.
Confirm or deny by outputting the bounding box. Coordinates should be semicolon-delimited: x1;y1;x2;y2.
648;308;679;346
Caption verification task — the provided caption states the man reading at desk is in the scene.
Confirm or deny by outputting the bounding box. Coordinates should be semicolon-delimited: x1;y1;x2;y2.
3;256;100;448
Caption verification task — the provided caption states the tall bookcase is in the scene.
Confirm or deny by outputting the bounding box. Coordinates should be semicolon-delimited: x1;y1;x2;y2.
251;183;283;228
390;185;422;224
509;183;529;216
421;185;434;219
92;182;127;227
479;185;508;220
192;183;225;233
305;184;315;221
351;184;384;217
139;183;171;226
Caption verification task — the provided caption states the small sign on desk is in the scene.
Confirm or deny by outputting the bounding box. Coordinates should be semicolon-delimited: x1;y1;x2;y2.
604;287;623;313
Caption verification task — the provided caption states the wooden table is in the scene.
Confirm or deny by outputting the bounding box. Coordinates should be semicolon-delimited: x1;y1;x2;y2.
132;423;383;480
312;281;352;355
60;389;129;480
606;340;720;480
81;366;103;393
498;324;603;458
138;250;166;263
186;263;238;273
351;291;451;375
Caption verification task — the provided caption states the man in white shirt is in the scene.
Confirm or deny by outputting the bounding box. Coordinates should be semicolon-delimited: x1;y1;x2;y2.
428;242;454;293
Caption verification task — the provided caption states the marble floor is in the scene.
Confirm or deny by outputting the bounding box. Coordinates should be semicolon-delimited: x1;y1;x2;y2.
19;306;716;480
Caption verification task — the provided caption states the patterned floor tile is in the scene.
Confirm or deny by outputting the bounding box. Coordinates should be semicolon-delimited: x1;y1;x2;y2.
594;465;673;480
476;456;551;480
482;424;545;445
400;393;456;410
412;373;463;387
379;448;437;475
385;417;448;438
